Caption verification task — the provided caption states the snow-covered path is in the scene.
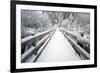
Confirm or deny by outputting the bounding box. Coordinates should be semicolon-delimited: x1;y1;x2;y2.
36;29;81;62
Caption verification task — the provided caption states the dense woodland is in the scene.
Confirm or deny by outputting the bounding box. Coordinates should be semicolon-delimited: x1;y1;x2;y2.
21;10;90;39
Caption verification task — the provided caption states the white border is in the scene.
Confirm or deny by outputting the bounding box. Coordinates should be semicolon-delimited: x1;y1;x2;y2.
16;5;94;69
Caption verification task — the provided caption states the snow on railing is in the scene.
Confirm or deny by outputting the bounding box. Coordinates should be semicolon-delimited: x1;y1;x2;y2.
60;29;90;59
21;29;55;53
60;29;90;53
21;29;56;62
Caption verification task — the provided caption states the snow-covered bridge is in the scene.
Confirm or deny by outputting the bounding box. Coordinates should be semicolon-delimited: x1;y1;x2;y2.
36;29;81;62
21;28;90;63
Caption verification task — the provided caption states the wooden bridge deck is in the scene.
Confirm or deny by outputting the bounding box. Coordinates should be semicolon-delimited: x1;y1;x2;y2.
36;29;81;62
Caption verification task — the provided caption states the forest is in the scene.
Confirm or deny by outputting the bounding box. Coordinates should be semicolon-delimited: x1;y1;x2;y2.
21;10;90;39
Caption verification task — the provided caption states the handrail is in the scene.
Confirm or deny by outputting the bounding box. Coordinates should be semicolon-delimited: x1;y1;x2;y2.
26;31;55;62
21;29;55;53
60;29;90;45
22;29;55;44
60;29;90;53
21;30;55;62
61;29;90;59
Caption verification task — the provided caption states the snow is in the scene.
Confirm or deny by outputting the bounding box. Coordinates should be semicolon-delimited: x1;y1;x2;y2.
36;29;81;62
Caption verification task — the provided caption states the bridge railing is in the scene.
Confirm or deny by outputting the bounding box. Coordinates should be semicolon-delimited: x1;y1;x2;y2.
25;31;55;63
60;29;90;53
22;29;55;53
21;29;56;62
60;29;90;60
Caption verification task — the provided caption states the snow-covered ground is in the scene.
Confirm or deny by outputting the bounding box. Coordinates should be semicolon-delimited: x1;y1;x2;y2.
36;29;81;62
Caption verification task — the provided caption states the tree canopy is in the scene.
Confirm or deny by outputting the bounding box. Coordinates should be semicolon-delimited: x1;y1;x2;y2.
21;10;90;38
